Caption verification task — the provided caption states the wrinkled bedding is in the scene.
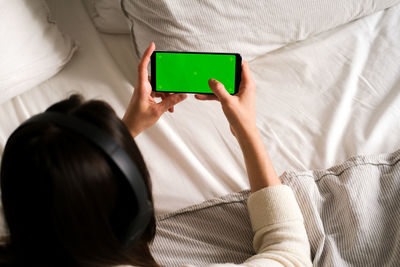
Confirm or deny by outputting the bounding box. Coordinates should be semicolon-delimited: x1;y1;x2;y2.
0;0;399;219
150;150;400;266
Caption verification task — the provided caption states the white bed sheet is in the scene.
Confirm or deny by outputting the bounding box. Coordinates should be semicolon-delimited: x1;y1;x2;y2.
133;4;400;214
1;0;400;218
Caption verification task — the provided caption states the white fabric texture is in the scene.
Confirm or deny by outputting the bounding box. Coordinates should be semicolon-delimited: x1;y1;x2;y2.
0;0;77;104
121;0;400;60
83;0;130;34
0;0;400;223
148;150;400;267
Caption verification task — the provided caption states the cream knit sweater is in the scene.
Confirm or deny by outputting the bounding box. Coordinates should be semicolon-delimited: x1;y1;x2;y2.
184;185;312;267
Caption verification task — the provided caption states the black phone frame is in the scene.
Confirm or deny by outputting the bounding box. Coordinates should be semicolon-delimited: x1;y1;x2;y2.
150;50;242;95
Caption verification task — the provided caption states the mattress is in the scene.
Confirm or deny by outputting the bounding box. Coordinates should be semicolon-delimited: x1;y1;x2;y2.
1;0;399;217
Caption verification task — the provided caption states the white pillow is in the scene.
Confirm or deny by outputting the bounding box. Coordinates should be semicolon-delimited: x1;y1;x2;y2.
121;0;399;60
84;0;130;34
0;0;77;104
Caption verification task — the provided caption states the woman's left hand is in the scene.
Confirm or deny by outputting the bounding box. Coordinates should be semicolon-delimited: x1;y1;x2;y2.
123;42;187;137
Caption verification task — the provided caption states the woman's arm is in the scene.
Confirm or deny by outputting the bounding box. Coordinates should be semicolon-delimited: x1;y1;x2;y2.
233;125;281;191
195;63;312;267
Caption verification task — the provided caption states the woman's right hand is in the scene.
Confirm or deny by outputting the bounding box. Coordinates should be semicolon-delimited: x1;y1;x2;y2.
195;61;257;139
196;62;281;191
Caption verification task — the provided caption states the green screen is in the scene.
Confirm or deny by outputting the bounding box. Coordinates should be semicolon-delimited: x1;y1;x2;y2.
154;52;236;94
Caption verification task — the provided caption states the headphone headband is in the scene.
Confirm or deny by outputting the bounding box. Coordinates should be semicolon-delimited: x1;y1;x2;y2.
16;112;153;246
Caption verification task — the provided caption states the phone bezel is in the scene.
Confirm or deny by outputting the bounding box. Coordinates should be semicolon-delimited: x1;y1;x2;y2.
150;51;242;95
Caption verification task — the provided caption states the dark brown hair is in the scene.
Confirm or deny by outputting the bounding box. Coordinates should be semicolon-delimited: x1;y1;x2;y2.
0;95;159;267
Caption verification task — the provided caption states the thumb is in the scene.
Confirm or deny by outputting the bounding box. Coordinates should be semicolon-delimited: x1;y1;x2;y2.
158;93;187;112
208;79;230;102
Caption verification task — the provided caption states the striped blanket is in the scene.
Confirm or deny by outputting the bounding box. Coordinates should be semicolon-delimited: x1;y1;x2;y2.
151;150;400;266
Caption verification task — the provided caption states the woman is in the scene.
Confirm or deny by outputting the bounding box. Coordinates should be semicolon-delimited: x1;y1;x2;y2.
0;43;311;266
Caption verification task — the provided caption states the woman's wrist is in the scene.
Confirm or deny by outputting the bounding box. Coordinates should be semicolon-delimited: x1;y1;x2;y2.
122;114;142;138
233;123;259;144
233;123;282;192
235;126;263;157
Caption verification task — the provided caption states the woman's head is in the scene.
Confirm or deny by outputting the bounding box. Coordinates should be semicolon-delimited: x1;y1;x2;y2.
0;95;158;266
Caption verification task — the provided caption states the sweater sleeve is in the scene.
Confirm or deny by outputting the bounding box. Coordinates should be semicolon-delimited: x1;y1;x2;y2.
184;185;312;267
242;184;312;266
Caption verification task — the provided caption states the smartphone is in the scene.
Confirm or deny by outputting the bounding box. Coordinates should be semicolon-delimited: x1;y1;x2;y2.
150;51;242;95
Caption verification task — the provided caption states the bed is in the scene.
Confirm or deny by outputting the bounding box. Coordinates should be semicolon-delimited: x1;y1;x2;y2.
1;0;400;236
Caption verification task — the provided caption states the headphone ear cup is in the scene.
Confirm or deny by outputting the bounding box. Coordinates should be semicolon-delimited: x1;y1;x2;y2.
122;201;154;246
110;172;139;244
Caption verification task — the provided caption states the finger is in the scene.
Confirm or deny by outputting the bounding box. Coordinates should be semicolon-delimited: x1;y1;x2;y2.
138;42;155;85
229;125;237;138
158;93;187;112
153;92;169;98
148;75;151;83
194;94;219;101
240;61;255;89
160;92;172;101
208;79;230;102
151;92;168;98
165;94;175;111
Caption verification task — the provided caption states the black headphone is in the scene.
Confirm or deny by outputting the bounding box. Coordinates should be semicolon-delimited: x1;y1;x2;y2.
14;112;153;247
